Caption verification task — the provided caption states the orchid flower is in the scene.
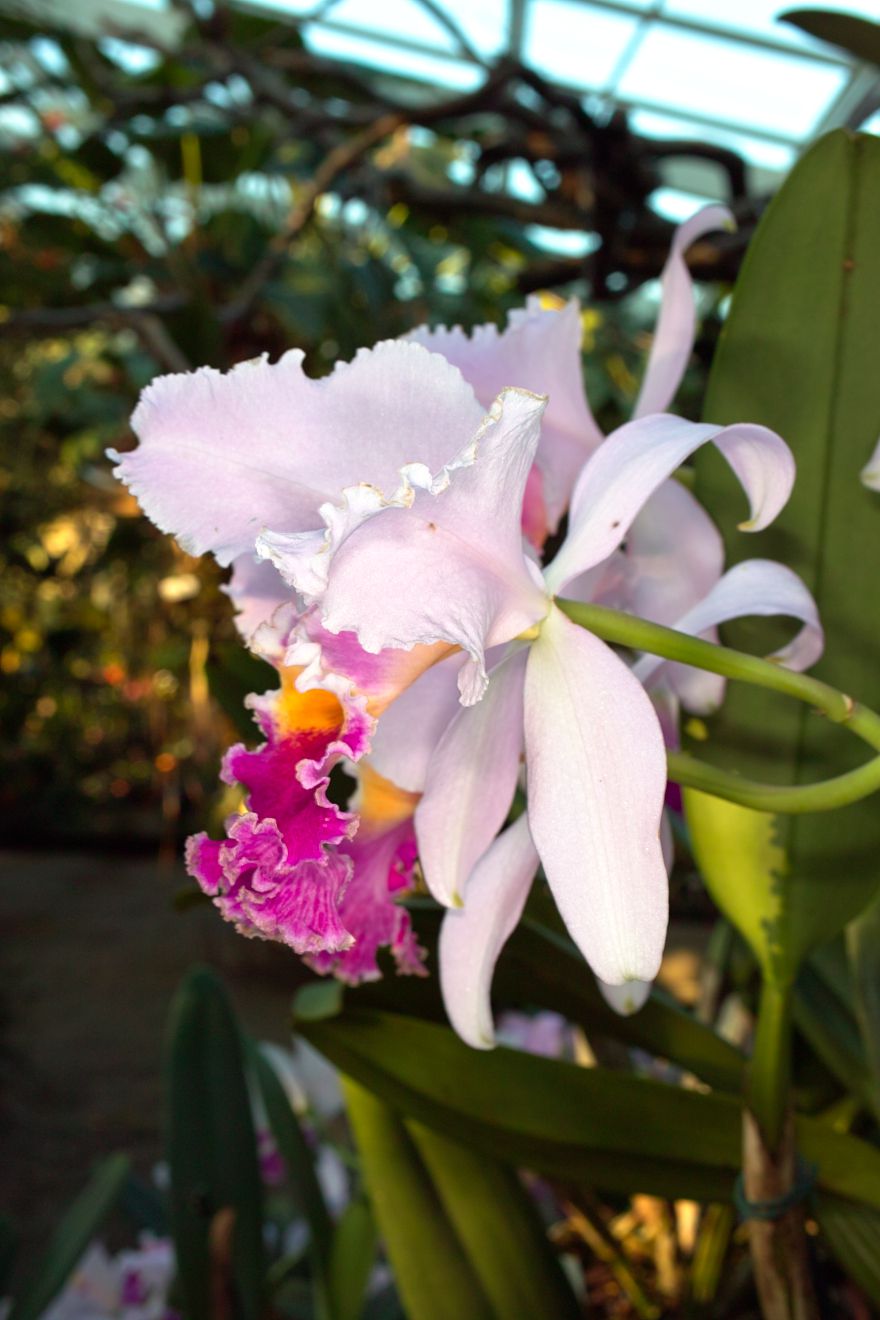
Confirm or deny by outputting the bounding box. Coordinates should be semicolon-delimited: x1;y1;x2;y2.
257;386;798;1018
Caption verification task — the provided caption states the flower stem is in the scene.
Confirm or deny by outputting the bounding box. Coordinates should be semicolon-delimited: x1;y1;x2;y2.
556;598;880;814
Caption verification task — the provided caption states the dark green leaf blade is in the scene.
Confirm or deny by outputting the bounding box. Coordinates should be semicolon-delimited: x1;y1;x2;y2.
327;1197;378;1320
343;1079;495;1320
301;1007;880;1210
165;967;265;1320
407;1121;582;1320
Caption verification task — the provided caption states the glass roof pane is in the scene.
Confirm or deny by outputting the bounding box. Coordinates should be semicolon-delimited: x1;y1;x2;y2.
650;186;714;222
434;0;512;58
661;0;878;54
304;25;484;90
524;1;640;90
616;24;850;138
314;0;457;53
630;108;796;171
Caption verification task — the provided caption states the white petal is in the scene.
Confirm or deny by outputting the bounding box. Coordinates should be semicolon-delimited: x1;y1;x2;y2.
111;340;483;566
598;978;653;1016
633;559;823;714
416;649;527;906
410;297;603;529
544;414;795;595
635;206;734;418
439;814;539;1049
524;605;668;986
367;654;466;794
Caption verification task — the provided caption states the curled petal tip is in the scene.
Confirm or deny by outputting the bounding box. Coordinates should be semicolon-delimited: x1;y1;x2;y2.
598;978;652;1016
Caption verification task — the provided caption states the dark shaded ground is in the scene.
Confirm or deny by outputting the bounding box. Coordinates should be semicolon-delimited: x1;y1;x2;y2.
0;848;301;1279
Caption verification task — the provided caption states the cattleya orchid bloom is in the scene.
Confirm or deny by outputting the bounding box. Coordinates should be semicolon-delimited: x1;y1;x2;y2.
113;206;822;1045
256;391;801;1025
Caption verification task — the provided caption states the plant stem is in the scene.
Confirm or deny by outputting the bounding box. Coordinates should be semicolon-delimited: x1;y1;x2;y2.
749;980;793;1149
556;598;880;813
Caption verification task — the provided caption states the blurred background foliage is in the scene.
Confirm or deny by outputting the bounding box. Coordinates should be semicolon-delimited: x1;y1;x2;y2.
0;0;735;845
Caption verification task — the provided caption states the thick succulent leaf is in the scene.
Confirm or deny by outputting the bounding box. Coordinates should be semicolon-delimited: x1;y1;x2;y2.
165;968;265;1320
6;1156;129;1320
299;1008;880;1209
686;130;880;980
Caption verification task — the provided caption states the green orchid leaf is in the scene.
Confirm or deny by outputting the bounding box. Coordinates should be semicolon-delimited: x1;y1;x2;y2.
406;1122;582;1319
343;1080;496;1320
165;967;265;1320
327;1197;378;1320
299;1007;880;1209
355;906;745;1094
248;1041;335;1315
846;893;880;1121
780;10;880;65
814;1194;880;1306
687;129;880;983
7;1155;129;1320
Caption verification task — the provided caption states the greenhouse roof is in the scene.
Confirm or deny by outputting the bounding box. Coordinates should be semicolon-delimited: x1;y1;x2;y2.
2;0;879;218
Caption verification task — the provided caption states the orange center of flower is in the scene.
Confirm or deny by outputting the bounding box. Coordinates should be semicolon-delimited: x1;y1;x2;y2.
357;763;420;833
276;667;344;737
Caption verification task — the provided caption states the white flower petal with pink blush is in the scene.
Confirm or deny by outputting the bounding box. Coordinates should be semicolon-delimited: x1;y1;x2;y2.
415;648;527;907
409;297;603;533
111;341;484;566
633;558;823;714
367;653;466;793
635;205;734;418
524;605;669;988
259;388;548;704
544;414;795;596
225;553;293;646
439;814;539;1049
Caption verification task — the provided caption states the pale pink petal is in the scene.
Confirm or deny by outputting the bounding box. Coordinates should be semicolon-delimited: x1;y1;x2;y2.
409;298;602;532
626;479;724;626
633;559;823;714
635;206;734;418
544;414;795;595
415;648;527;906
439;814;539;1049
289;610;453;718
112;341;484;566
259;388;548;704
524;605;668;986
368;653;467;793
625;479;725;713
861;434;880;490
225;553;293;645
